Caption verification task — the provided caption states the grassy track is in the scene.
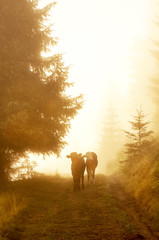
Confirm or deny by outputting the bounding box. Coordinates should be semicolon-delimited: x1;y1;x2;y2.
0;175;158;240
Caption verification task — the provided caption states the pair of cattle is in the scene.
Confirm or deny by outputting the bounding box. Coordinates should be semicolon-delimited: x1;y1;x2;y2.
66;152;98;192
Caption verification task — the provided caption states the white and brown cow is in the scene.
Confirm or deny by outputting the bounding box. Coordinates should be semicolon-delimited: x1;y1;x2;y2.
66;152;85;192
84;152;98;184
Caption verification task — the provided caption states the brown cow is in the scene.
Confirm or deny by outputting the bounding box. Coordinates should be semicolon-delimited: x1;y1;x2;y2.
84;152;98;184
66;152;85;192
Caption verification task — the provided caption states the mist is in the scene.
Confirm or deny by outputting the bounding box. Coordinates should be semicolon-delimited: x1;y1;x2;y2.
34;0;159;177
2;1;159;238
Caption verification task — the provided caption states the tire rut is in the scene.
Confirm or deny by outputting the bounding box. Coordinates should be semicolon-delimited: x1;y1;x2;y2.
107;176;159;240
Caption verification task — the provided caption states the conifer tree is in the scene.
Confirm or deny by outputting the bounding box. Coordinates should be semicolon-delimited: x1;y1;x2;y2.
0;0;83;184
124;109;153;161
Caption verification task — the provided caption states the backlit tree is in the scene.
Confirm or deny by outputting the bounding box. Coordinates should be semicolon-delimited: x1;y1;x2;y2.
124;109;153;162
0;0;83;184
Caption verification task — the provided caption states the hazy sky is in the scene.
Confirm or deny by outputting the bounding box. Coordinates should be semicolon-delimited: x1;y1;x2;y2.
35;0;156;175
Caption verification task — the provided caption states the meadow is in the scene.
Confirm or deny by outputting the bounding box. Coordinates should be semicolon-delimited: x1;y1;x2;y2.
0;174;158;240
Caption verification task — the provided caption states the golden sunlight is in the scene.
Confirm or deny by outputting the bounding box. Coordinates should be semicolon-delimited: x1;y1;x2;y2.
3;1;159;236
36;0;152;175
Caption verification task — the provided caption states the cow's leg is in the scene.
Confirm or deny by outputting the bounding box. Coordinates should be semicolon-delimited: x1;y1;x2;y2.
73;177;79;192
73;177;76;192
75;182;78;192
77;178;80;191
92;170;95;184
81;175;84;190
90;170;93;184
87;168;90;184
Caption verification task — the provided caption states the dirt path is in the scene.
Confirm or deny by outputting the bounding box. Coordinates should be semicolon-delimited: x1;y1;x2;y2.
107;176;158;240
1;175;158;240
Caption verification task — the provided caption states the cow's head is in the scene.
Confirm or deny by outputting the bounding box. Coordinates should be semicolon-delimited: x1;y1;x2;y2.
66;152;78;162
84;152;93;160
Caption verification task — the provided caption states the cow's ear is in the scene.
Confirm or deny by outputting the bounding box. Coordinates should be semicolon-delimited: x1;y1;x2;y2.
66;155;71;158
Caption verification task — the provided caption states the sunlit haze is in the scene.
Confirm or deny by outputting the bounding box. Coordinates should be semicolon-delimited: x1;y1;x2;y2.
35;0;155;175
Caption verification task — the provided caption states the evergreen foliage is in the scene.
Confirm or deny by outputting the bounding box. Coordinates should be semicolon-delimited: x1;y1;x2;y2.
0;0;83;184
123;109;153;161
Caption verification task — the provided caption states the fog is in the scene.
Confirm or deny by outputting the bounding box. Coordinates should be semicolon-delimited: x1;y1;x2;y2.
36;0;159;175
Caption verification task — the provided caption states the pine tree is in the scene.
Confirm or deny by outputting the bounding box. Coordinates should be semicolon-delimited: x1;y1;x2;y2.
124;109;153;161
0;0;83;184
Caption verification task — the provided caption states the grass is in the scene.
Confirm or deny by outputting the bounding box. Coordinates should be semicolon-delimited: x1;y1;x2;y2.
0;174;157;240
0;191;25;229
119;155;159;232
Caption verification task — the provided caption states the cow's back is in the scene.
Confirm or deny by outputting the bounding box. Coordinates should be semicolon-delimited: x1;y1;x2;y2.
92;152;98;167
86;152;98;170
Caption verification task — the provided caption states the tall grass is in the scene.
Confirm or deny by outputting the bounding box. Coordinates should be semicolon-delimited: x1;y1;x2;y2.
0;191;24;229
119;151;159;231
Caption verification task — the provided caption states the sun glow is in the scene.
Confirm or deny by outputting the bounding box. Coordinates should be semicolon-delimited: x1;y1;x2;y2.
36;0;151;174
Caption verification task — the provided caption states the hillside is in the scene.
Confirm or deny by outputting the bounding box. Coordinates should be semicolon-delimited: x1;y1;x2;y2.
0;175;158;240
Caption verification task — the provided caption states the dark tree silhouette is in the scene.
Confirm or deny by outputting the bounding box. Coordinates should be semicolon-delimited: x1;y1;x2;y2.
0;0;83;184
